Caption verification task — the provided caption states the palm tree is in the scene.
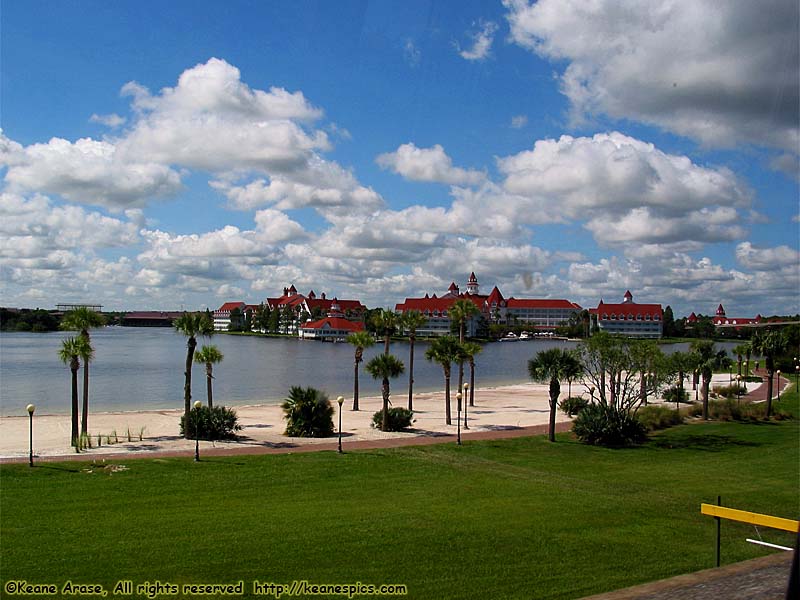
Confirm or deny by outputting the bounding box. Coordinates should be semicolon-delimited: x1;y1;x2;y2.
365;353;405;431
449;299;480;394
732;343;751;377
60;307;104;435
750;330;788;417
346;331;374;411
528;348;581;442
425;335;463;425
194;345;224;408
399;310;428;410
460;341;482;407
58;336;92;446
372;308;398;355
690;340;719;420
174;312;215;438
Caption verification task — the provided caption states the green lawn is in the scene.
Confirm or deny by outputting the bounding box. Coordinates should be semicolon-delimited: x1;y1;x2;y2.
2;402;798;600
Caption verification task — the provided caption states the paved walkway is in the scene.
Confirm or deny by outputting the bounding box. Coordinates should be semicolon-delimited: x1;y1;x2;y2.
0;420;574;464
579;552;795;600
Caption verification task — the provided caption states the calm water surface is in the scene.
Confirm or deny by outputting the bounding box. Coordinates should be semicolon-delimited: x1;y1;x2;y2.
0;328;739;416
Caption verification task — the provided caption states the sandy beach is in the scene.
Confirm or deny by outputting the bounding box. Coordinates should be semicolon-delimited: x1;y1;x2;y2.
0;382;568;460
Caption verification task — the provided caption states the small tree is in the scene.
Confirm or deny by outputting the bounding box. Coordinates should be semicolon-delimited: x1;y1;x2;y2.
450;299;480;393
60;307;104;435
174;312;215;438
58;336;92;447
194;345;224;408
528;348;581;442
750;330;788;418
399;310;428;410
372;308;398;355
425;335;463;425
282;386;334;437
460;341;482;407
346;331;374;411
365;354;405;431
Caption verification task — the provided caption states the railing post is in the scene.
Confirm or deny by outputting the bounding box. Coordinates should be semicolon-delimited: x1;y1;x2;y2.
716;495;721;567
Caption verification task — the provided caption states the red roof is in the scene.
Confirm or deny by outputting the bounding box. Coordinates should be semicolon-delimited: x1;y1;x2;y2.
216;302;246;312
591;300;662;320
300;317;364;332
305;298;365;313
506;298;581;310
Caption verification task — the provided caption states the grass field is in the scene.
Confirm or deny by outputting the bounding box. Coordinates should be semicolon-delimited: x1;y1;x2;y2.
2;393;798;600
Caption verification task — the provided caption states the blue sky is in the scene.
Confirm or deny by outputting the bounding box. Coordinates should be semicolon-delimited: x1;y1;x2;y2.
1;0;798;317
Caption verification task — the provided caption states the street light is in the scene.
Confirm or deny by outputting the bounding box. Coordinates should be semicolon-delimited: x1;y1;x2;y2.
193;400;202;462
26;404;35;467
456;392;462;446
337;396;345;454
463;382;470;430
736;375;742;406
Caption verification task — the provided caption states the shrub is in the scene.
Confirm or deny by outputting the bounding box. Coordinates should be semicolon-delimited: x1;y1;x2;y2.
180;405;242;440
559;396;589;417
662;386;689;405
572;403;648;447
282;386;334;437
371;407;415;432
712;384;747;399
636;405;684;432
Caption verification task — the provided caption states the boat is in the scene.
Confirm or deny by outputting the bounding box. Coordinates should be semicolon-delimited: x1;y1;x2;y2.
499;332;519;342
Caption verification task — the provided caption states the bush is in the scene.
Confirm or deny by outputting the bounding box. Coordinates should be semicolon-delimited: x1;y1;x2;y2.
712;384;747;399
572;403;648;447
559;396;589;417
637;405;684;431
688;399;793;422
282;386;334;437
372;407;415;432
180;405;242;440
662;386;689;405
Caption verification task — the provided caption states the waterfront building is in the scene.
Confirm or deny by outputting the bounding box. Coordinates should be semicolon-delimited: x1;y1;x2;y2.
686;304;763;330
121;311;185;327
213;302;247;331
590;291;663;338
298;299;365;341
395;273;582;337
265;286;366;334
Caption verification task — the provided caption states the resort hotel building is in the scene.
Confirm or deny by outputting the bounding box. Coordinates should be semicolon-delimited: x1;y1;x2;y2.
590;291;663;338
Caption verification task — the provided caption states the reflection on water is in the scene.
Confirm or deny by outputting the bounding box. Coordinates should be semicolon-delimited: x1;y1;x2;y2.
0;328;739;416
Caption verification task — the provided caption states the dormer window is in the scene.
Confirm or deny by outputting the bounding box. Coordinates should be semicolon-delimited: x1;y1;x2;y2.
628;313;634;321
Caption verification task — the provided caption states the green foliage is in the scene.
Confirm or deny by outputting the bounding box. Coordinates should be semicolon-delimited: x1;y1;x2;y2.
572;403;648;447
662;386;689;404
688;399;794;422
0;308;60;332
282;386;334;437
559;396;589;417
636;405;684;431
180;405;242;440
711;384;747;399
371;407;415;431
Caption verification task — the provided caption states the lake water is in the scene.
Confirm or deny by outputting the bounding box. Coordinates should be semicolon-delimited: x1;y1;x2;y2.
0;328;571;416
0;328;740;416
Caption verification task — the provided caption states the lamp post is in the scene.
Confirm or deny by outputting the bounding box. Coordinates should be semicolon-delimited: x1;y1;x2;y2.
736;375;742;406
463;382;470;429
776;370;781;403
456;392;462;446
694;371;699;402
193;400;202;462
337;396;344;454
795;361;799;401
26;404;35;467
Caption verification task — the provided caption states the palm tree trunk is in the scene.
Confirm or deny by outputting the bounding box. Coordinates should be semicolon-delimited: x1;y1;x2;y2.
206;364;213;408
469;360;475;407
81;360;89;435
444;371;452;425
382;378;390;431
184;336;196;439
407;336;415;411
384;335;390;355
766;369;774;418
548;379;560;442
352;360;360;411
457;326;464;401
71;362;79;446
